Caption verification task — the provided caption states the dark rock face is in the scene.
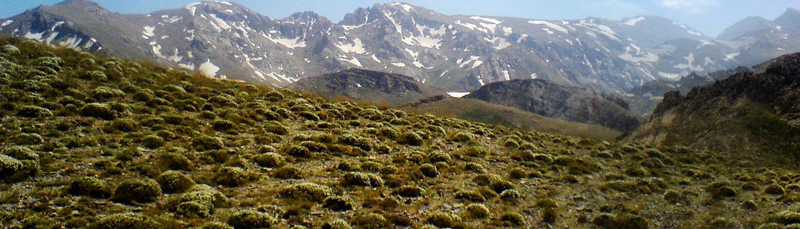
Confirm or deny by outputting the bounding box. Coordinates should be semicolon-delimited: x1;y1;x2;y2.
287;69;446;107
627;53;800;153
465;79;641;131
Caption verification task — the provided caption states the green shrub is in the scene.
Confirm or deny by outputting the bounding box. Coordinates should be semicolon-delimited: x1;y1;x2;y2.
265;123;289;135
107;118;139;132
428;152;450;163
593;213;648;229
80;103;116;120
91;86;125;99
773;211;800;225
272;166;306;179
2;44;20;55
742;200;758;210
425;212;460;228
159;152;193;170
0;155;24;181
2;146;38;161
490;180;515;193
707;182;737;199
765;184;785;195
110;178;162;203
464;162;486;173
351;213;389;229
500;212;525;226
177;201;211;218
297;111;320;121
193;135;225;151
142;135;165;149
451;132;474;143
255;153;285;168
227;211;277;229
396;132;423;146
323;196;354;211
455;190;486;202
708;217;737;229
420;164;439;177
215;166;251;187
278;183;333;202
341;172;384;187
68;177;112;198
88;213;159;229
500;189;521;200
177;185;229;209
465;203;490;218
212;119;236;131
508;168;527;179
321;219;352;229
392;185;425;198
202;222;234;229
13;133;44;145
286;145;311;158
157;171;196;193
17;105;53;118
663;190;681;203
82;70;107;81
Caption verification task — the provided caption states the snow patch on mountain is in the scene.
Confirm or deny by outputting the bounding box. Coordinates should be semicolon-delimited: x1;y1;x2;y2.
674;53;703;72
624;17;645;26
143;26;155;37
388;2;414;12
659;72;682;80
24;31;45;41
576;20;619;41
263;33;307;49
186;2;201;16
338;38;366;54
447;92;470;98
470;16;502;24
618;44;659;63
208;14;232;31
724;52;740;61
1;20;12;27
528;20;568;34
340;56;363;67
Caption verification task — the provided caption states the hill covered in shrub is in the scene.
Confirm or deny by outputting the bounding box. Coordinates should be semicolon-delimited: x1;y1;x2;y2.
1;37;799;228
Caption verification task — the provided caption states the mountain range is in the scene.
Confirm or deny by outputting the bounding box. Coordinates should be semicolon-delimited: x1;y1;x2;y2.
3;0;799;95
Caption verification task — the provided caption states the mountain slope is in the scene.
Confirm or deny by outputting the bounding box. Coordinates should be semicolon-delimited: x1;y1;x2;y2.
465;79;641;131
625;52;800;154
6;34;800;229
287;68;446;107
400;95;621;139
3;1;799;93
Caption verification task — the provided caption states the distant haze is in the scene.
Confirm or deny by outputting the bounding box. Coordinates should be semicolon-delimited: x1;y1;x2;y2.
1;0;799;37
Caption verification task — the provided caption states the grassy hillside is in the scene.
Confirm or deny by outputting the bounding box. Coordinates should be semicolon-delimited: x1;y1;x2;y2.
3;37;800;229
400;96;621;140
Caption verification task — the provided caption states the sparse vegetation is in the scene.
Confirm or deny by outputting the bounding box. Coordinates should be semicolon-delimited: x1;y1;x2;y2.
0;37;797;228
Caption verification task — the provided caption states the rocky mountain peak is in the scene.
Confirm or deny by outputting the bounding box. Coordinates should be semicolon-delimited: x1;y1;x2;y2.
717;16;774;40
49;0;110;14
775;7;800;30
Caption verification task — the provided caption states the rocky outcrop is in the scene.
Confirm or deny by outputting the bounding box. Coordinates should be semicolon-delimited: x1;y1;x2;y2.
465;79;641;131
625;53;800;154
288;69;446;107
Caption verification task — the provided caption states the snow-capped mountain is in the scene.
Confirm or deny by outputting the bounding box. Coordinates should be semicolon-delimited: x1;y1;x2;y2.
2;0;798;93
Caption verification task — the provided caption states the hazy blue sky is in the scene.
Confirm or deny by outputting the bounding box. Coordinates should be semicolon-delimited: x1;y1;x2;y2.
1;0;799;37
